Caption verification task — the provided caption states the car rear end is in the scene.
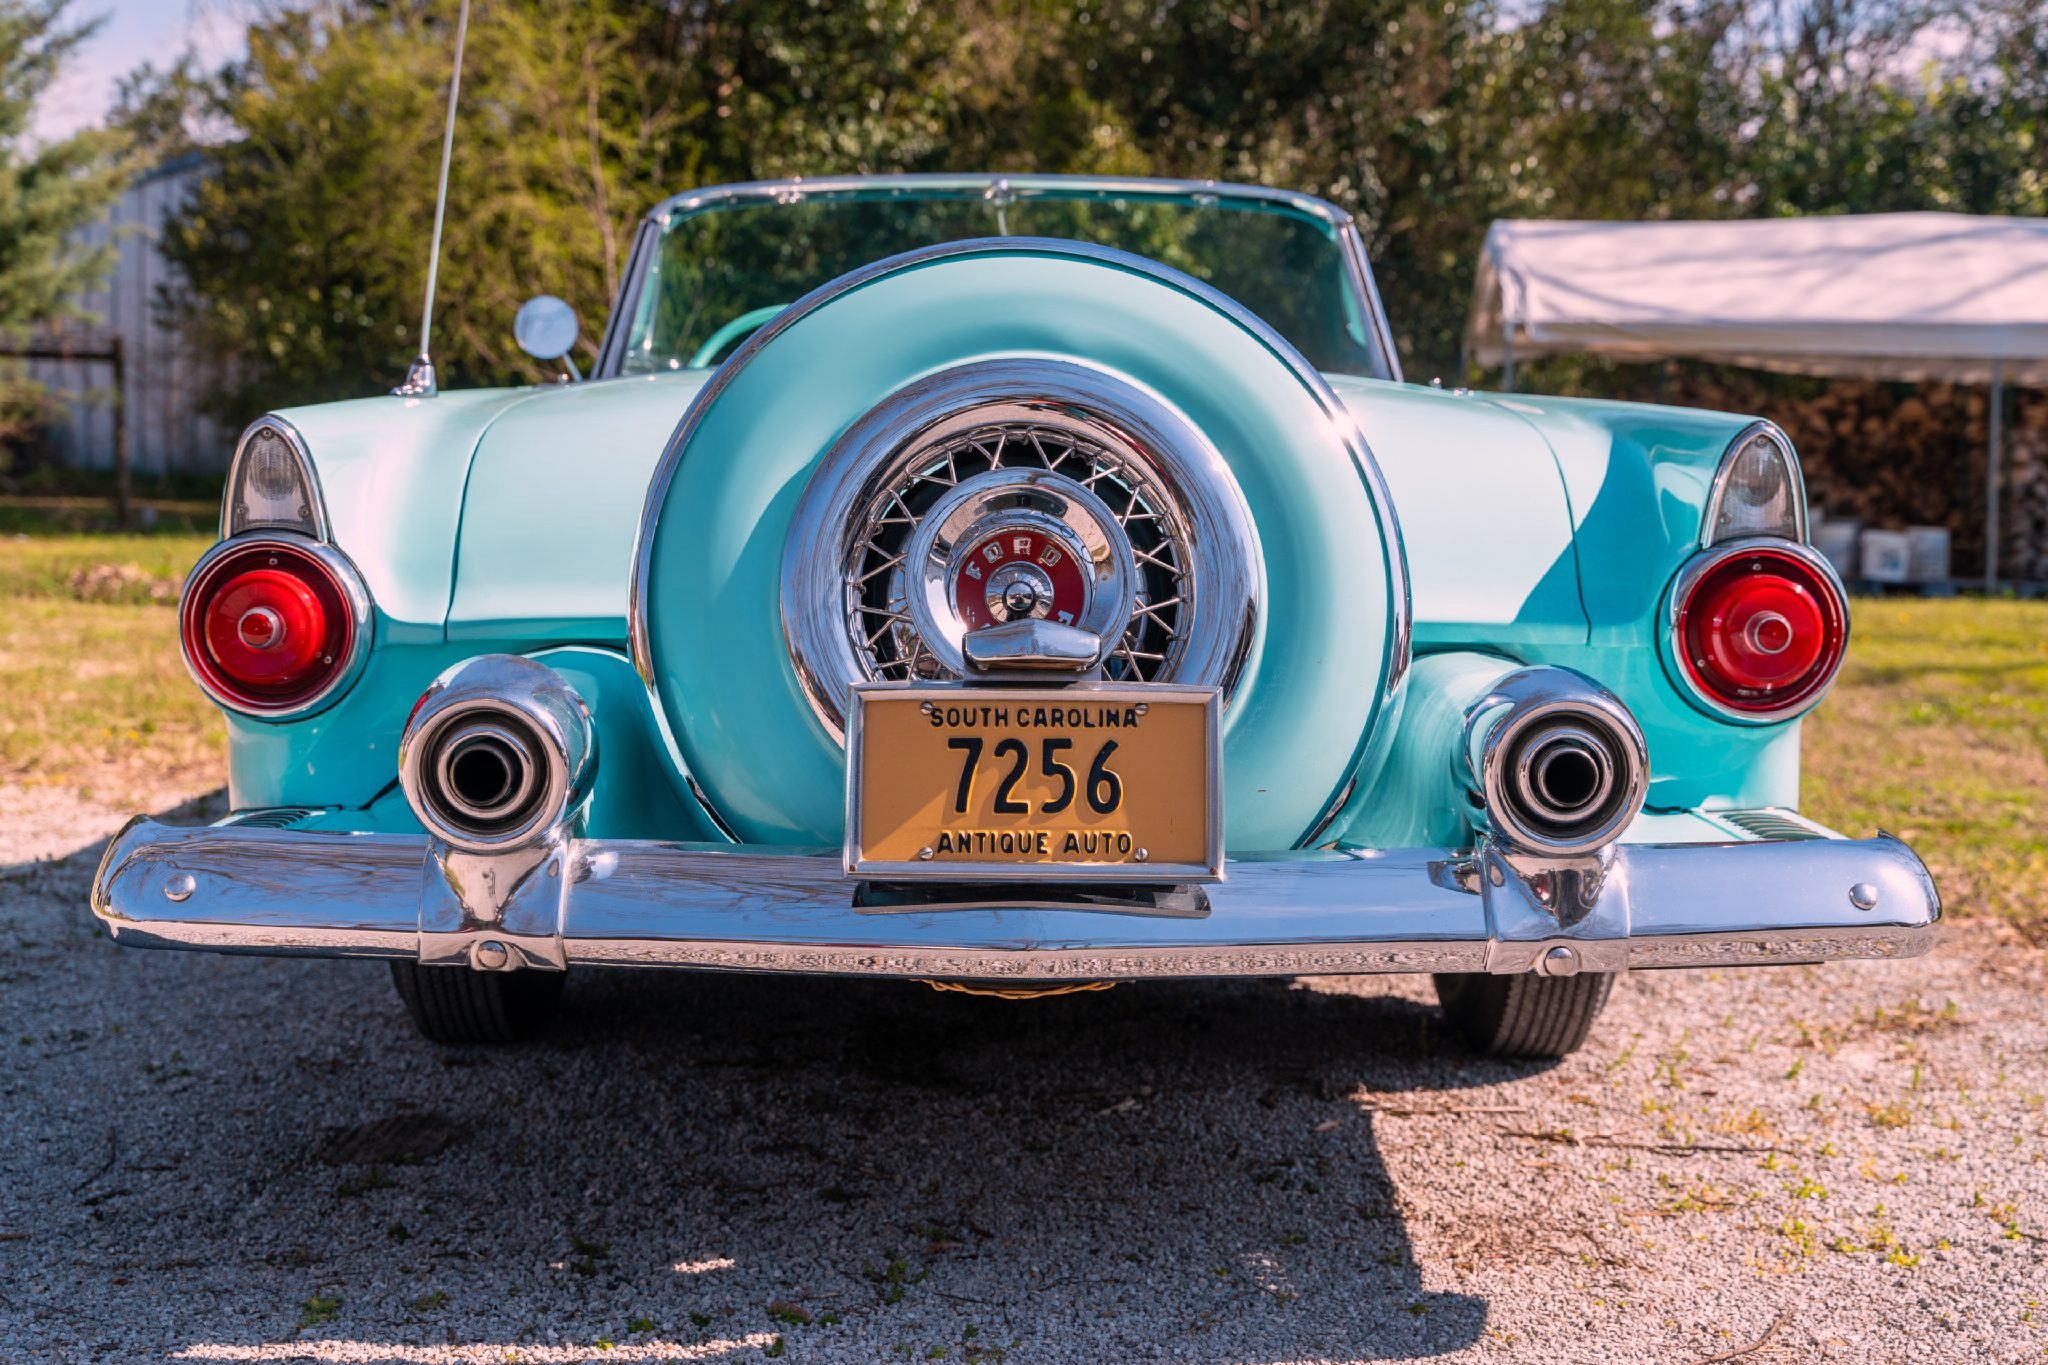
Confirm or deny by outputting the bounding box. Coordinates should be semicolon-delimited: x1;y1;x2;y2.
93;180;1939;1057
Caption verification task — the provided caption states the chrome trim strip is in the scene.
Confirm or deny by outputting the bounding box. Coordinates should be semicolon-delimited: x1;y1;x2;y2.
605;174;1398;383
1339;222;1405;385
629;236;1411;846
177;531;374;722
1702;420;1810;548
641;174;1365;234
94;821;1939;981
1659;537;1851;727
220;415;330;542
593;216;660;381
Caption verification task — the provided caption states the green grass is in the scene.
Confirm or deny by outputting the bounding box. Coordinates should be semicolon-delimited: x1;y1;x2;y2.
0;527;220;803
1;524;2041;935
1804;597;2048;940
0;532;203;603
0;494;218;537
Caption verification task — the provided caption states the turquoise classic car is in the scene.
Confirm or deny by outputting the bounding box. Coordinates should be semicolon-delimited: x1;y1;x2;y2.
92;175;1939;1058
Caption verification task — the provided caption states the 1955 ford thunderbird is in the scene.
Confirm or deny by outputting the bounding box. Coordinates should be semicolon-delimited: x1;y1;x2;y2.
92;175;1939;1058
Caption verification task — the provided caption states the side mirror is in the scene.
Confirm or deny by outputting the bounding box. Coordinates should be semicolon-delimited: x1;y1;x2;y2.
514;295;582;380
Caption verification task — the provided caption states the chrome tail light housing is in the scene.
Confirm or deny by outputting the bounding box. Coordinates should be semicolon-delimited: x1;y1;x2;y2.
1702;421;1806;546
179;533;371;719
1665;539;1849;724
221;416;328;540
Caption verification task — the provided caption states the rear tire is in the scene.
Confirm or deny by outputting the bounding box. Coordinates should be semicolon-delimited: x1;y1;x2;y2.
389;961;565;1044
1432;971;1615;1059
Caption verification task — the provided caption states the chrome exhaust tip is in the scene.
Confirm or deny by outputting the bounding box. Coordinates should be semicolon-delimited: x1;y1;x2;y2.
1465;668;1647;857
431;718;543;829
400;655;594;852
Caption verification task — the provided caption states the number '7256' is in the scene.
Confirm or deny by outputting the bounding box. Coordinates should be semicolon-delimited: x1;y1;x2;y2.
945;737;1124;816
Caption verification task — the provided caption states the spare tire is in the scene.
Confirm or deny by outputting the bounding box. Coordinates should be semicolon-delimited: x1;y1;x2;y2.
632;238;1407;849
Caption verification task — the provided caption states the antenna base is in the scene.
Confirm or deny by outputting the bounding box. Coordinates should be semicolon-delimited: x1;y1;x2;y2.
393;356;438;398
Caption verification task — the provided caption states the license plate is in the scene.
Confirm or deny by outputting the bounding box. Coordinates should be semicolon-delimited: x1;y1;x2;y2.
847;683;1222;882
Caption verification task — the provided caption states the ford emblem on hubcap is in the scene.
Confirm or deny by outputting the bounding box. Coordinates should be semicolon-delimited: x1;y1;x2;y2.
905;469;1138;673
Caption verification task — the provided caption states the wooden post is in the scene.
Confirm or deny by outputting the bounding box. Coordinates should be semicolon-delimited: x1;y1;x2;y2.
0;337;129;524
110;334;129;529
1985;359;2004;592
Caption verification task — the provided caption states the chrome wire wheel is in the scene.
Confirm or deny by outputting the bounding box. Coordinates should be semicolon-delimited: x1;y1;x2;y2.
781;358;1262;740
850;417;1186;684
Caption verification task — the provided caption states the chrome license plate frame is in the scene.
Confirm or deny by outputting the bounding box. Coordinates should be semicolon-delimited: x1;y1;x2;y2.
845;681;1223;883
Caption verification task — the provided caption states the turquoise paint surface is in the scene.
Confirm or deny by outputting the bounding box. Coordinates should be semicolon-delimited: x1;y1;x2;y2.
1466;391;1799;811
1338;650;1519;850
272;388;531;631
220;277;1809;842
447;375;709;639
1327;377;1587;646
638;246;1402;849
534;645;724;841
226;630;489;809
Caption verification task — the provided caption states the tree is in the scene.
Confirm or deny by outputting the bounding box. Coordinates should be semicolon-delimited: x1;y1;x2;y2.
148;0;2048;412
0;0;130;333
0;0;132;473
150;0;1045;412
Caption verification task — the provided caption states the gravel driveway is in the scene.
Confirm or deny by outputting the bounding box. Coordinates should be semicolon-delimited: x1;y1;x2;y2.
3;790;2044;1363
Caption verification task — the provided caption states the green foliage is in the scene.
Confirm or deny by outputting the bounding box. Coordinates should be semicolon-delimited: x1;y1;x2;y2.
0;1;135;475
0;0;131;331
139;0;2048;414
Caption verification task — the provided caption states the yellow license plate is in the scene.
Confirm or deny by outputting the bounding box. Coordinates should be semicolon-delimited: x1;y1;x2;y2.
847;684;1222;881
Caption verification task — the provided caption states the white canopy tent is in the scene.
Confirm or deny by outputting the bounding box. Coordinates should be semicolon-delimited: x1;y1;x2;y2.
1465;212;2048;587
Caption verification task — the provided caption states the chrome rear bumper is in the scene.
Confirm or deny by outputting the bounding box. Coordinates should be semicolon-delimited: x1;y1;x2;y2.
91;818;1940;982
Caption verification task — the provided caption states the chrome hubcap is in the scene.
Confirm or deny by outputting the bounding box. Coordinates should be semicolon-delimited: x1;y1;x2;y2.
841;413;1186;687
904;470;1135;673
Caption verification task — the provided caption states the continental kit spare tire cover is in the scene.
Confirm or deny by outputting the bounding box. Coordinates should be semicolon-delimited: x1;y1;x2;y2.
632;239;1408;848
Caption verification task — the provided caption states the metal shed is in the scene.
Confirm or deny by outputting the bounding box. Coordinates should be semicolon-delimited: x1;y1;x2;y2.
27;154;229;479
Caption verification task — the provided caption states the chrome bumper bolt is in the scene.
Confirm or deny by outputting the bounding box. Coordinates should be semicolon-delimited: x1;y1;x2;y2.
471;939;511;970
163;872;196;903
1541;944;1581;977
1849;882;1879;911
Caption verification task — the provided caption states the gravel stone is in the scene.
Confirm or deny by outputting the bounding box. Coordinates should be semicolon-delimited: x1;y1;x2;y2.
1;789;2042;1362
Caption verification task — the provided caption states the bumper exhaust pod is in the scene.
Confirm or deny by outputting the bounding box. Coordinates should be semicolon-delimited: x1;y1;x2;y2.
399;655;594;971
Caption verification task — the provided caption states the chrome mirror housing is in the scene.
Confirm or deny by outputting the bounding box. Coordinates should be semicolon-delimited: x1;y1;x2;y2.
514;295;582;379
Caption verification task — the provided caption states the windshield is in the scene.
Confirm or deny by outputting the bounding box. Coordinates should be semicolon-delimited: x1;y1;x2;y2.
612;182;1390;378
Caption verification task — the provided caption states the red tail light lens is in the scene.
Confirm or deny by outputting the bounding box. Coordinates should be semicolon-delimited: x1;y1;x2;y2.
1673;543;1847;720
180;538;364;714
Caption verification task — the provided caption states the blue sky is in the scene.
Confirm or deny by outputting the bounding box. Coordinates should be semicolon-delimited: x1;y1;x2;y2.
33;0;247;144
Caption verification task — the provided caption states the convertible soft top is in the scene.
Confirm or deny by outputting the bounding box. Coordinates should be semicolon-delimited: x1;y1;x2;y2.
1466;211;2048;386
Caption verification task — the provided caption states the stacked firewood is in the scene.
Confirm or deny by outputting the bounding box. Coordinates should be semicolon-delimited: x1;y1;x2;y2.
1634;368;2048;584
2005;395;2048;585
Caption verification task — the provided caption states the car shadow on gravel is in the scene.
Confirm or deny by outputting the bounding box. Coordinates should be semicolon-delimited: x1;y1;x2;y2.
550;968;1507;1351
6;802;1542;1361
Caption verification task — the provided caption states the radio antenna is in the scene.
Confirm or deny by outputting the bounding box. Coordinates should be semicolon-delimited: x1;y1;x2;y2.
392;0;473;398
